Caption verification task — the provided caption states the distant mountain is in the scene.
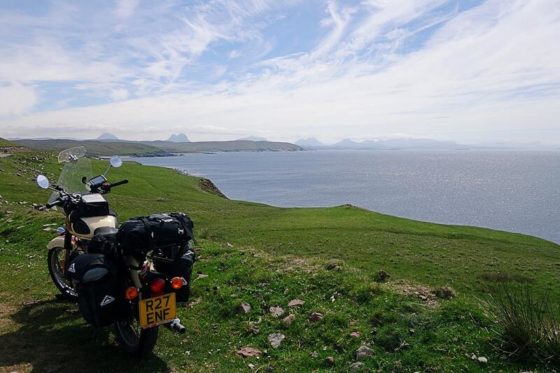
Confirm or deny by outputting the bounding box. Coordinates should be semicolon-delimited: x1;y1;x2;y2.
167;133;190;143
237;136;268;141
97;132;119;141
328;138;463;150
295;138;325;147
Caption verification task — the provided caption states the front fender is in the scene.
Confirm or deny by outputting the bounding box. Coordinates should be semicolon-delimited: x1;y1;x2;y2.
47;236;65;250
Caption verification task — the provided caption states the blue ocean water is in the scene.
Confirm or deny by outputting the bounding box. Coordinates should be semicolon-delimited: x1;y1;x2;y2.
134;150;560;243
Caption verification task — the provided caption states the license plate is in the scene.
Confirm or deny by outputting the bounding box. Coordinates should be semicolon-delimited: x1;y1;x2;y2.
139;293;176;329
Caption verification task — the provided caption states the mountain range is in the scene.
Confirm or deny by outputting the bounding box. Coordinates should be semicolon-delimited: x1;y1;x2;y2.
296;137;465;150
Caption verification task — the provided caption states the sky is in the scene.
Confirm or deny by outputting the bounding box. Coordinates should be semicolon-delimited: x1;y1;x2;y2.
0;0;559;144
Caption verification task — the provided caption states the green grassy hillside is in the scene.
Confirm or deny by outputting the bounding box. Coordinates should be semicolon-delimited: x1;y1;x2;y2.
13;139;303;156
0;152;558;372
13;139;167;157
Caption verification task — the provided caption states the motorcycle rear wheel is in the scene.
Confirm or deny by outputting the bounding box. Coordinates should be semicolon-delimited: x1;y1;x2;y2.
47;247;78;300
114;319;159;357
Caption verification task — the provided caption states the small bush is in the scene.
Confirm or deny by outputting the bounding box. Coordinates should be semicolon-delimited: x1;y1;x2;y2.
487;283;560;363
373;270;390;283
432;286;456;300
324;259;344;271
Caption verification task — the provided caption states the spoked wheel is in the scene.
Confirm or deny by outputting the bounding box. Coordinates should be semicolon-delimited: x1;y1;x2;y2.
114;318;158;357
47;247;78;300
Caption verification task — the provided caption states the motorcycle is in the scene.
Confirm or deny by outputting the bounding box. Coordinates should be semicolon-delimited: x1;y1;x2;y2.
37;146;196;356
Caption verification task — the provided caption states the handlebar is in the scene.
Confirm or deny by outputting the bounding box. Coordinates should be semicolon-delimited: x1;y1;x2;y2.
109;179;128;188
44;179;128;208
45;200;62;209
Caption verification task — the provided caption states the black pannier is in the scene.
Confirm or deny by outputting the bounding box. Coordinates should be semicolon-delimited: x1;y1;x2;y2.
67;254;124;327
117;212;194;257
153;248;196;302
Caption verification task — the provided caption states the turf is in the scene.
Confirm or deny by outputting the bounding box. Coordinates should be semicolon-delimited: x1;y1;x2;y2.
0;152;558;372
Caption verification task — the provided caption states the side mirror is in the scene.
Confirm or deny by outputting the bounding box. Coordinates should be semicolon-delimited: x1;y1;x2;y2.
36;175;50;189
110;155;123;168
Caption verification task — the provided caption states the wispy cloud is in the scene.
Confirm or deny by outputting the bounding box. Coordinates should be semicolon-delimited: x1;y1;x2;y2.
0;0;559;143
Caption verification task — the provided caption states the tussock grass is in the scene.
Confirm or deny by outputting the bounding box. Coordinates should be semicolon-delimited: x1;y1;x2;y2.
488;283;560;364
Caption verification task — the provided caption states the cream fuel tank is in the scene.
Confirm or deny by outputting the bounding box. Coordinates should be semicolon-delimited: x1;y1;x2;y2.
66;193;117;240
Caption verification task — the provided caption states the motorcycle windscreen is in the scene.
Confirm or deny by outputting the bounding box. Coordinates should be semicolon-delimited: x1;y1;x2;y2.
49;147;93;203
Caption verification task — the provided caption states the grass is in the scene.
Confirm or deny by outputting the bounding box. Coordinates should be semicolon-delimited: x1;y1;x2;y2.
1;151;559;372
12;138;302;156
487;283;560;363
12;139;167;157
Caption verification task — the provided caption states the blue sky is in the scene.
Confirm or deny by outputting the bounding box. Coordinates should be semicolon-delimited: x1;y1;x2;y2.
0;0;559;143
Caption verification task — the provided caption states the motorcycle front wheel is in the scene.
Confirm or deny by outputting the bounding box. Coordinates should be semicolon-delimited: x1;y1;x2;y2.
47;247;78;300
114;319;159;357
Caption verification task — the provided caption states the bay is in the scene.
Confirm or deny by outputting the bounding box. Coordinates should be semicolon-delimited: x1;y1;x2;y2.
133;150;560;243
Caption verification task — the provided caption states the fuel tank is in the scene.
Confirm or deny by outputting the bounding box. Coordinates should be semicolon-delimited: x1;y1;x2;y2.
69;215;117;240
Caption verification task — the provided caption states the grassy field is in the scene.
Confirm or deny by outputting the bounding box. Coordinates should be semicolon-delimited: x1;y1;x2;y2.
12;139;168;157
0;151;559;372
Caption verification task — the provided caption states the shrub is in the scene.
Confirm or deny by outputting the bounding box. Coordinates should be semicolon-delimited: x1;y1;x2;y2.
432;286;456;300
487;283;560;363
373;270;390;283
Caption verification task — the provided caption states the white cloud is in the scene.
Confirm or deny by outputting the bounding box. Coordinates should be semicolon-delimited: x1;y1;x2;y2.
115;0;139;19
110;88;129;101
0;82;37;116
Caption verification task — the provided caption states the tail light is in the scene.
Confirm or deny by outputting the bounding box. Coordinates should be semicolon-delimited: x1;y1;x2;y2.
171;277;185;290
125;286;138;300
149;277;166;295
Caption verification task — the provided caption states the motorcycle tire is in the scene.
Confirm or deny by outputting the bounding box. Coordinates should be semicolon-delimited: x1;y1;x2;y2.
114;319;159;357
47;247;78;300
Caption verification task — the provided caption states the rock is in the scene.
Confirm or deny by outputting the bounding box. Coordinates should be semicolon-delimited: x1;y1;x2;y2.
240;302;252;314
269;306;285;318
236;347;262;358
309;312;324;322
350;331;360;338
310;351;319;358
282;314;296;326
356;345;374;360
268;333;285;348
349;362;365;371
325;356;335;366
477;356;488;364
288;299;305;307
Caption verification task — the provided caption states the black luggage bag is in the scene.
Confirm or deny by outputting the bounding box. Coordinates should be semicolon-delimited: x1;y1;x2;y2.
67;254;125;327
118;212;196;302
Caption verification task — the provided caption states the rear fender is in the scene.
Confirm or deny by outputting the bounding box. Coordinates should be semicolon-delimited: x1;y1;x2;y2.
47;236;65;251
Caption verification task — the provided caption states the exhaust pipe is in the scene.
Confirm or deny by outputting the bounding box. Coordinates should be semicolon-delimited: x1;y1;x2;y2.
165;318;186;334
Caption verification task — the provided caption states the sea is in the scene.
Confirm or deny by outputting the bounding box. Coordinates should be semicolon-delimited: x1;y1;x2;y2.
133;150;560;243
